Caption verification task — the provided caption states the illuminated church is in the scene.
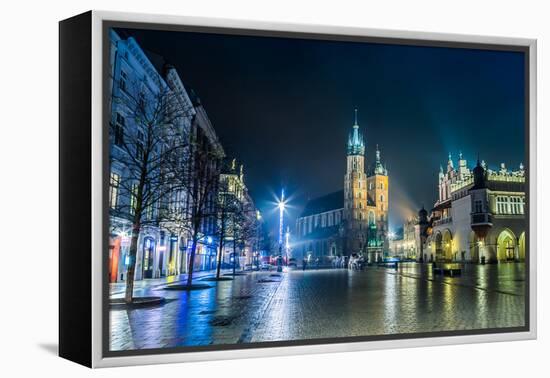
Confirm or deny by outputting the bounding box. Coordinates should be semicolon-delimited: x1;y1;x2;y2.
295;109;389;263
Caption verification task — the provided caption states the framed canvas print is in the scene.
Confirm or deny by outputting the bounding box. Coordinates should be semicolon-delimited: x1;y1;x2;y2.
59;10;537;368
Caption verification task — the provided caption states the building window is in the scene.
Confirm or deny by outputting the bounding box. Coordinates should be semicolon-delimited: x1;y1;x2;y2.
368;211;375;226
114;113;125;146
130;183;138;215
509;196;524;215
474;199;483;213
119;70;128;92
380;182;384;190
380;194;384;202
497;196;508;214
136;130;144;159
519;197;525;214
146;203;154;220
109;172;120;209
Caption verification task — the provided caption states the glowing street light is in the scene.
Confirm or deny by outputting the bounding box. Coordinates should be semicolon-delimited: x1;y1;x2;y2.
276;189;286;272
277;189;286;247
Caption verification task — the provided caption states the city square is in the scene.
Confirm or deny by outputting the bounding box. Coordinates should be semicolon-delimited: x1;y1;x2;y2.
110;263;525;350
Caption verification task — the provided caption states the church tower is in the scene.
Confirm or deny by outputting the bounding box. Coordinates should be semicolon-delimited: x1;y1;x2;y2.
344;109;369;255
366;145;389;251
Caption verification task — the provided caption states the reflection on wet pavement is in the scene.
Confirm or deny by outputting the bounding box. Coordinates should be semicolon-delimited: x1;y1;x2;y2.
110;263;526;351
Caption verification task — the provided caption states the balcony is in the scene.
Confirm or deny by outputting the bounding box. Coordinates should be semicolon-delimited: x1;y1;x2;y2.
471;212;493;226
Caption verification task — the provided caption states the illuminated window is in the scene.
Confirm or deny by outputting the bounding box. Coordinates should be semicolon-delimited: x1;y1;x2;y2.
519;197;525;214
146;203;154;220
130;183;138;215
109;172;120;209
496;196;510;214
509;197;524;215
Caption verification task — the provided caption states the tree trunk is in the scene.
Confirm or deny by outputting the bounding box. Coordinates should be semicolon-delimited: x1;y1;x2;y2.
216;223;225;279
216;204;226;279
186;230;199;287
124;223;141;304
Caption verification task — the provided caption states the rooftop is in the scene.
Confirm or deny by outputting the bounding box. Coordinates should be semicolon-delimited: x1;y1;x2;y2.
300;190;344;218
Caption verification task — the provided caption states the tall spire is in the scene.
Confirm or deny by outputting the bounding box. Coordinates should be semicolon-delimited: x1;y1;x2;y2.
347;108;365;155
374;144;387;175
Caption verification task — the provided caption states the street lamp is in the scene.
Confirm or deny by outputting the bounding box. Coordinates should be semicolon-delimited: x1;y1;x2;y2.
255;210;262;269
277;189;286;272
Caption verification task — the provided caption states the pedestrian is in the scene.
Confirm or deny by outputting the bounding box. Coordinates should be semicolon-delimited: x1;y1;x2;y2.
302;258;307;271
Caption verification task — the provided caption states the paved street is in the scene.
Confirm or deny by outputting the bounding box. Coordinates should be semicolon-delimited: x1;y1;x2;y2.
109;263;525;351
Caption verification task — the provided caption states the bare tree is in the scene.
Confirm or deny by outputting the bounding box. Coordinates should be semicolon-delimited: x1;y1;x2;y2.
161;121;223;288
230;200;259;274
109;74;193;303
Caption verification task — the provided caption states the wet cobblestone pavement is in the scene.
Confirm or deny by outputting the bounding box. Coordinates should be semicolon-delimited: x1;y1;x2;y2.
109;263;526;351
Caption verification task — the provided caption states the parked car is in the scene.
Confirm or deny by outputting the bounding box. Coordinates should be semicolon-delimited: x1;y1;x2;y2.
260;263;272;271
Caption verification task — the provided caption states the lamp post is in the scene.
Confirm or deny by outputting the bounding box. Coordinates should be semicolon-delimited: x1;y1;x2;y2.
277;189;285;272
255;210;262;269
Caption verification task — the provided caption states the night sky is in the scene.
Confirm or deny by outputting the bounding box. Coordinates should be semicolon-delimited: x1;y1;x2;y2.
115;27;525;237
